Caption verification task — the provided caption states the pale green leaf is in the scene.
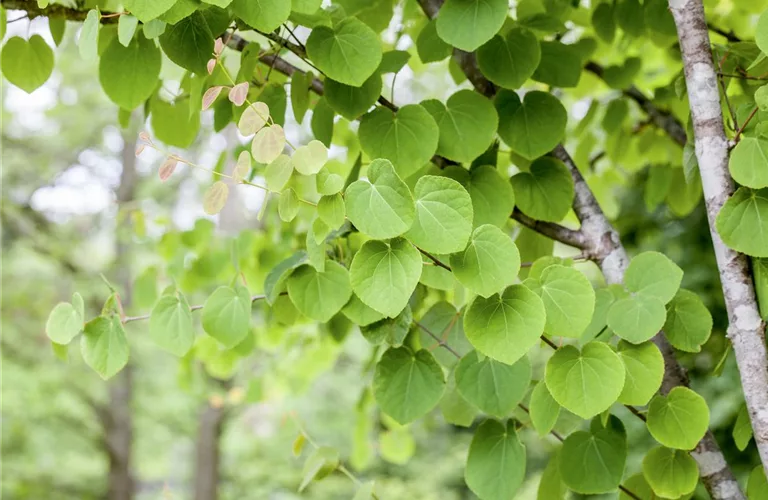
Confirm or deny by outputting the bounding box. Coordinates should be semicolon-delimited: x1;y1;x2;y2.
405;175;473;254
529;381;560;437
511;157;574;222
123;0;177;22
419;302;472;368
118;14;139;46
292;140;328;175
607;294;667;344
716;187;768;257
534;264;595;338
734;404;753;451
360;305;412;346
436;0;508;52
624;251;683;304
560;419;627;494
465;419;526;500
450;224;520;298
201;285;252;347
664;289;713;352
232;0;290;32
81;316;129;380
642;447;699;498
46;302;83;345
456;351;531;418
265;154;293;192
1;36;54;93
647;387;710;450
729;136;768;189
287;261;352;322
264;251;308;304
342;294;385;327
617;340;664;406
149;292;194;356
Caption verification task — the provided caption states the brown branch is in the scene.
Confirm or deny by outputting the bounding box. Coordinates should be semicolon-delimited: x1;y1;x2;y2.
511;208;587;250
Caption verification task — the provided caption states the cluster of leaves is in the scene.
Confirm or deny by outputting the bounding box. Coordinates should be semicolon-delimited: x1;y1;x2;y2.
4;0;768;497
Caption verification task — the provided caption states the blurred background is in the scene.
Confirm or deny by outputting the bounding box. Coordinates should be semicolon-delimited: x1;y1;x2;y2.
1;2;760;499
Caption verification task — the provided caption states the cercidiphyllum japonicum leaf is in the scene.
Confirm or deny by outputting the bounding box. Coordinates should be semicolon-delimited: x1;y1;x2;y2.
358;104;440;179
616;340;664;406
642;446;699;499
748;465;768;499
418;301;473;368
716;187;768;257
316;169;345;195
378;50;411;74
379;427;416;465
442;165;516;229
360;305;412;347
510;157;574;222
342;294;385;327
99;33;161;110
317;194;345;230
305;17;382;87
46;299;83;345
292;140;328;176
607;293;667;344
663;289;713;352
1;36;54;93
349;238;422;318
530;264;596;338
465;419;526;500
324;74;382;120
263;251;308;305
421;90;499;163
265;154;293;192
78;10;99;61
299;446;339;492
286;261;352;323
344;159;416;240
252;125;286;164
450;224;520;298
149;292;195;357
435;0;509;52
624;251;684;304
734;404;754;451
529;381;561;437
440;377;479;427
404;176;474;254
416;19;453;63
646;387;710;450
532;41;583;88
496;90;567;160
290;71;310;123
117;14;139;47
463;284;546;365
559;416;627;494
592;2;616;43
238;102;270;136
201;284;252;347
372;346;445;424
81;316;130;380
729;135;768;189
203;181;229;215
545;342;626;419
122;0;176;22
231;0;291;32
159;9;230;74
476;28;540;89
758;10;768;56
455;350;531;418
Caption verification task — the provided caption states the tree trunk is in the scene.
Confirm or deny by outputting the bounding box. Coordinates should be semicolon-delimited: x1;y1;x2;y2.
193;399;228;500
668;0;768;478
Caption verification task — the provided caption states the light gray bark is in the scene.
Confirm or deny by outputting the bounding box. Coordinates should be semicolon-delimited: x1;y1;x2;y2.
669;0;768;479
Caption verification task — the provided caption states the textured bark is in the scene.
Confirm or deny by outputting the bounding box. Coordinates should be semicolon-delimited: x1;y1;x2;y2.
415;0;743;496
669;0;768;478
193;400;228;500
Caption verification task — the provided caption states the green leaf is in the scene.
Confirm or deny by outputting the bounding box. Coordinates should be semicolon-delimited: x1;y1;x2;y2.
663;289;713;352
360;306;412;346
203;181;229;215
372;347;445;424
99;33;161;110
123;0;177;22
358;104;439;178
440;381;478;427
264;251;308;304
405;175;473;254
379;428;415;465
201;285;252;347
232;0;290;31
497;91;567;160
734;404;753;451
311;98;334;147
450;224;520;298
647;387;710;450
465;419;526;500
416;19;452;63
149;292;194;357
755;257;768;320
287;261;352;322
624;251;683;304
607;294;667;344
529;381;560;437
748;465;768;500
560;419;627;494
150;94;200;148
452;165;515;228
306;17;382;87
716;187;768;257
350;238;422;317
292;140;328;175
299;446;339;492
345;159;415;239
532;41;582;88
642;447;698;498
538;450;567;500
79;10;100;60
617;340;664;405
477;28;540;89
456;351;531;418
759;10;768;57
1;36;54;93
545;342;626;419
159;0;200;24
265;154;294;192
534;265;595;338
293;0;323;15
159;10;228;74
511;157;574;222
342;294;385;326
324;74;382;120
378;50;410;73
421;90;499;163
46;302;83;345
436;0;508;52
118;14;139;46
291;71;311;122
419;302;472;368
48;17;66;46
317;193;345;230
464;284;546;365
730;137;768;188
616;0;645;37
81;316;129;380
592;3;616;43
278;188;299;222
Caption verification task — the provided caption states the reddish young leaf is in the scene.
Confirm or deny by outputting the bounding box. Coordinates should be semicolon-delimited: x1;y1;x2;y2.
158;157;178;181
214;38;224;56
206;58;216;75
135;144;146;156
203;181;229;215
229;82;249;106
202;86;224;111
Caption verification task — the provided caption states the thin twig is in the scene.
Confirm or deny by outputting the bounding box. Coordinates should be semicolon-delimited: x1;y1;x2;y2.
122;294;267;323
717;72;768;81
732;106;759;144
418;249;451;271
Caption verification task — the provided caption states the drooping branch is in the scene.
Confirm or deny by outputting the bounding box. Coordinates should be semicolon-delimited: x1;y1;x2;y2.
415;0;744;496
669;0;768;479
511;208;587;250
